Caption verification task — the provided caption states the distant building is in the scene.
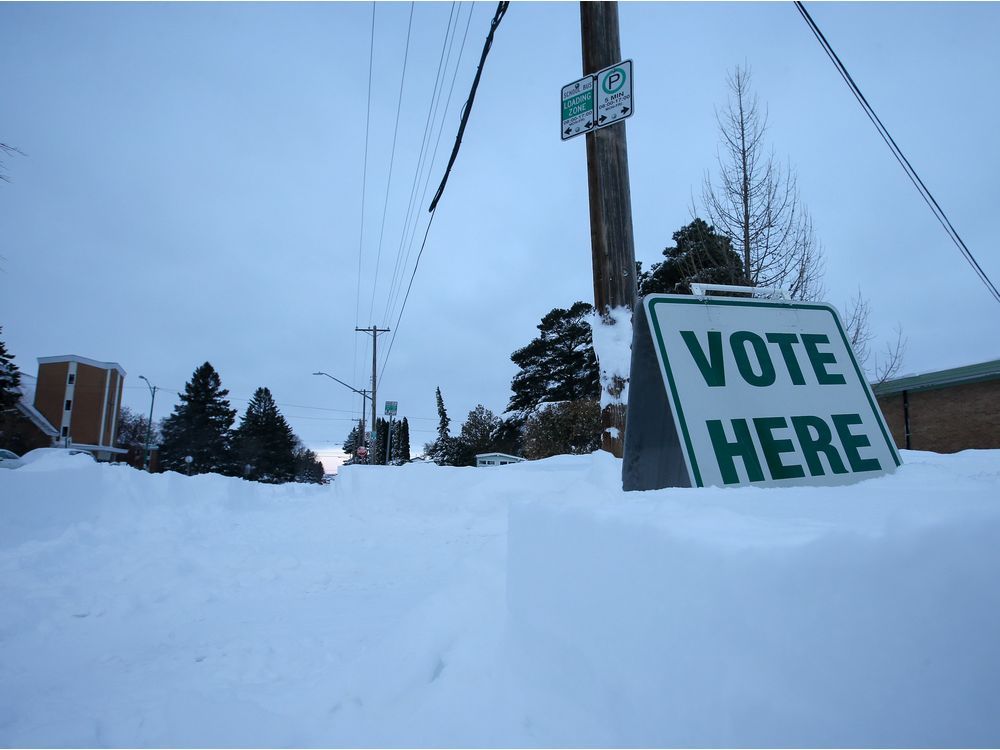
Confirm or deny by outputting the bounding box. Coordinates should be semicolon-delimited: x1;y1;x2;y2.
874;358;1000;453
475;452;524;467
11;355;129;462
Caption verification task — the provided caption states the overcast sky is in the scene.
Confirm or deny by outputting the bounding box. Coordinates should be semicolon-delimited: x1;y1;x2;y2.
2;1;998;470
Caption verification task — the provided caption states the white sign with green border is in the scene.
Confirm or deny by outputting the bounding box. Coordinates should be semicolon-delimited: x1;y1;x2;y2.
560;59;633;141
595;59;632;128
561;75;595;140
622;294;901;490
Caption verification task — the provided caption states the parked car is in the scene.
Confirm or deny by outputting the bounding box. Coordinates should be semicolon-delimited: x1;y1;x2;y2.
0;449;25;469
20;447;96;466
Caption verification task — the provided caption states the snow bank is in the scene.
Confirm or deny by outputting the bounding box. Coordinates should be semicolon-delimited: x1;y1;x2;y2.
507;450;1000;747
2;449;999;746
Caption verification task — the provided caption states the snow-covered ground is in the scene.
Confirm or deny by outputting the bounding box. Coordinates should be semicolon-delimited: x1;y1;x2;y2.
1;449;998;747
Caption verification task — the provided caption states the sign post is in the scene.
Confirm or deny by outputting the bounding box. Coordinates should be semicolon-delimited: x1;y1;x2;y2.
383;401;397;465
623;294;901;490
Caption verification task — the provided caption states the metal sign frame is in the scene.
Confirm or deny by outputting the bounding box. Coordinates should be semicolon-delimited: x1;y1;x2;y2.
560;59;634;141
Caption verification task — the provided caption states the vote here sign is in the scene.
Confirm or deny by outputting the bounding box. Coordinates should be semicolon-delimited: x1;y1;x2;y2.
622;295;901;490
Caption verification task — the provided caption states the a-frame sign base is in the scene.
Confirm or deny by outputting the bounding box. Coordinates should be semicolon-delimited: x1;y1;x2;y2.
622;299;692;491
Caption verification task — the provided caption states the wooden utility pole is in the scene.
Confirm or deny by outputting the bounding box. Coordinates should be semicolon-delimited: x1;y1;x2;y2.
581;1;637;457
355;325;389;449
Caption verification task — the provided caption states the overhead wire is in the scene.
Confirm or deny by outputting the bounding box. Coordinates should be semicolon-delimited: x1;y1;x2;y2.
794;1;1000;305
352;2;377;412
377;1;511;387
382;1;462;326
383;2;474;331
367;2;417;325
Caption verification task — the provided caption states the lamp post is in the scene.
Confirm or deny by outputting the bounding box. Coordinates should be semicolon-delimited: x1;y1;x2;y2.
312;371;371;459
138;375;158;472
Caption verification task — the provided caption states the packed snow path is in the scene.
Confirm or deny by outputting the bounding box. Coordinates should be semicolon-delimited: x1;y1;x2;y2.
1;450;999;747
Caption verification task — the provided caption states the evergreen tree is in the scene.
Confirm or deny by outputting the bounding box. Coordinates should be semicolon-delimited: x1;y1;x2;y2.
390;417;411;464
507;302;600;416
0;328;22;414
233;386;297;483
342;424;360;459
456;405;504;465
293;441;325;483
491;416;524;458
638;218;748;296
424;387;466;466
0;328;34;453
371;417;391;466
434;387;450;443
159;362;237;475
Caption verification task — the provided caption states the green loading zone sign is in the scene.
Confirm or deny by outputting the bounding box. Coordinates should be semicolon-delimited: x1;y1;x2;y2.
622;295;901;490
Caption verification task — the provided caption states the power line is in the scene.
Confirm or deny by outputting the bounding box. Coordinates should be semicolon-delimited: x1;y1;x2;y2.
383;2;475;331
378;1;511;385
353;2;377;391
368;2;417;324
794;1;1000;305
382;2;462;327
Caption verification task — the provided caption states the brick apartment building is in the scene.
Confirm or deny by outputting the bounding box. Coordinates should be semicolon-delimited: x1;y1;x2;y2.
12;355;129;462
874;359;1000;453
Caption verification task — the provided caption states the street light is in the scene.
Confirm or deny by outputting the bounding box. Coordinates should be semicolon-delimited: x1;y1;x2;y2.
138;375;157;472
312;371;371;453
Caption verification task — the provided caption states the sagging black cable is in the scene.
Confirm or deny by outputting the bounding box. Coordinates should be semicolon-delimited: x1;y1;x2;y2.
428;1;509;213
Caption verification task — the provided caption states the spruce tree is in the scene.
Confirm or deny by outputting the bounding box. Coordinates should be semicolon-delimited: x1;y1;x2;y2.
0;328;22;414
425;387;463;465
293;442;325;483
233;386;297;483
434;387;450;443
390;417;411;463
371;417;391;466
457;405;504;465
0;328;31;453
342;424;360;459
159;362;237;475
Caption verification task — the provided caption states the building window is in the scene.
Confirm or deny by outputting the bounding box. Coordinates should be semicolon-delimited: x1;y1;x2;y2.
61;426;69;437
67;373;75;385
65;399;72;411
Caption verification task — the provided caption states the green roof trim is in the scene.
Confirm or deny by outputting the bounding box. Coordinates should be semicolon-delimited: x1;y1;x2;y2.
873;358;1000;396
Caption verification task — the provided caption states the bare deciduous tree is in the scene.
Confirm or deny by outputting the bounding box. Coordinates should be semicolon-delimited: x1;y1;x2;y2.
701;66;824;300
0;143;24;183
843;290;907;384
